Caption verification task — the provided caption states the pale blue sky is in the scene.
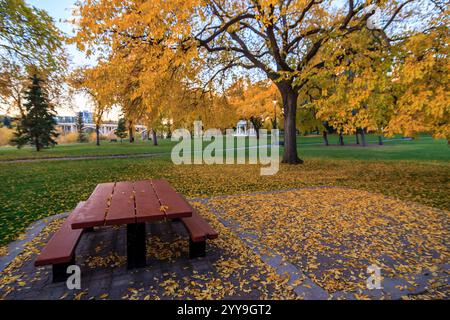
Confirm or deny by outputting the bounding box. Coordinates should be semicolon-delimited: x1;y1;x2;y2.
27;0;86;66
27;0;74;32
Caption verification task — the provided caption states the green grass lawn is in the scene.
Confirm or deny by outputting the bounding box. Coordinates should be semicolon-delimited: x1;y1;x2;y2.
0;135;448;247
0;133;447;162
0;139;176;161
298;136;450;161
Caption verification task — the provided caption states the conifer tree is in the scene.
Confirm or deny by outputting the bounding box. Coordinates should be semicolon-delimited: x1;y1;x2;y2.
76;111;87;142
115;117;127;143
12;74;58;151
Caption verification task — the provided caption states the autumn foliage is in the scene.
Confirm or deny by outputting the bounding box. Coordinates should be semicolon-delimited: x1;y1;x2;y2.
70;0;449;159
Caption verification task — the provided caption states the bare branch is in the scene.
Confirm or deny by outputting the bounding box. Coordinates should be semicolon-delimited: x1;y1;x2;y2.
383;0;415;31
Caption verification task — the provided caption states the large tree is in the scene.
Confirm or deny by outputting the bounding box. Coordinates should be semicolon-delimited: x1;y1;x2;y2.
70;64;116;146
73;0;443;164
0;0;67;114
388;20;449;142
12;74;58;151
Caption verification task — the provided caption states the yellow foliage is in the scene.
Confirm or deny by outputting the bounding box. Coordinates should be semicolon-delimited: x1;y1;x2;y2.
227;78;280;126
70;0;447;144
0;127;14;146
56;132;78;144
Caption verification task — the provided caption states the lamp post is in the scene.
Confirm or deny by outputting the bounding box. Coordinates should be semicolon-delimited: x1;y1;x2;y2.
272;99;277;129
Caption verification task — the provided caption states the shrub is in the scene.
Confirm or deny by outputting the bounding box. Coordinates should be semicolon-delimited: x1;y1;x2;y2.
0;127;14;146
87;132;110;143
57;132;78;144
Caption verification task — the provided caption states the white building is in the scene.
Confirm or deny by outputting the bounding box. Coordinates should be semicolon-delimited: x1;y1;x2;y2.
235;120;256;136
55;111;146;137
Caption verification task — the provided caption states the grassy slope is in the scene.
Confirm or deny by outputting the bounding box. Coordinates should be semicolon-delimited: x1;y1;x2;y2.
0;139;176;161
0;136;448;246
0;134;445;161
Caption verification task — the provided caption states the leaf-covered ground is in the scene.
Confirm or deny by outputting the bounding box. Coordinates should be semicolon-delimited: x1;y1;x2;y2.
0;188;448;300
204;188;449;298
0;155;449;248
0;205;297;300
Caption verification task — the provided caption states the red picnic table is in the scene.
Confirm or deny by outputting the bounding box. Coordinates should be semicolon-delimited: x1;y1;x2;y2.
70;179;193;269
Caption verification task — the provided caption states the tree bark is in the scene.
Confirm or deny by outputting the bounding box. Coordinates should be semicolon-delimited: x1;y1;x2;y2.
378;135;383;145
360;128;367;147
250;118;261;140
339;131;344;146
322;130;329;146
355;132;360;145
152;129;158;146
128;121;134;143
35;136;40;151
278;84;303;164
95;124;100;146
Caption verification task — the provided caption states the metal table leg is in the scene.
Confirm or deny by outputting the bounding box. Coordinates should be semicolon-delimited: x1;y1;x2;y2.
126;223;146;269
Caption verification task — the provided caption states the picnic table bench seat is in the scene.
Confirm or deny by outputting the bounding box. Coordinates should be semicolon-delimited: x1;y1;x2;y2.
35;202;86;282
181;210;218;258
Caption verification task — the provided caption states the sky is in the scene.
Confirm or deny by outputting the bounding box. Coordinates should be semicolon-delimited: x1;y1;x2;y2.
26;0;78;54
26;0;119;119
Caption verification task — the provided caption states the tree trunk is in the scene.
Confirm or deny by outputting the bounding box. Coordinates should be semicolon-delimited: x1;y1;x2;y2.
250;119;260;140
339;131;344;146
152;129;158;146
360;128;367;147
355;132;360;145
279;85;302;164
322;130;329;146
95;124;100;146
378;135;383;145
128;122;134;143
35;136;40;152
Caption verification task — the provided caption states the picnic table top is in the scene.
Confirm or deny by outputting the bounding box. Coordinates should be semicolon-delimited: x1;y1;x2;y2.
71;179;193;229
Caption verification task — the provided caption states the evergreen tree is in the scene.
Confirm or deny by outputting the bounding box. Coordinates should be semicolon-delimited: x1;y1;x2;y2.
12;74;58;151
115;117;127;143
76;111;87;142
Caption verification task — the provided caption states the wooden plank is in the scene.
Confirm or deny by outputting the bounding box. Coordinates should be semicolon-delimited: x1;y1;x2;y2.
134;180;165;223
35;202;85;266
181;210;219;242
105;182;136;225
71;183;115;229
194;212;219;240
151;179;193;219
181;216;206;242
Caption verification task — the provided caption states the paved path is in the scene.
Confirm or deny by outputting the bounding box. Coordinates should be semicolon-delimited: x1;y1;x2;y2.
2;187;446;300
0;152;167;164
198;189;449;300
